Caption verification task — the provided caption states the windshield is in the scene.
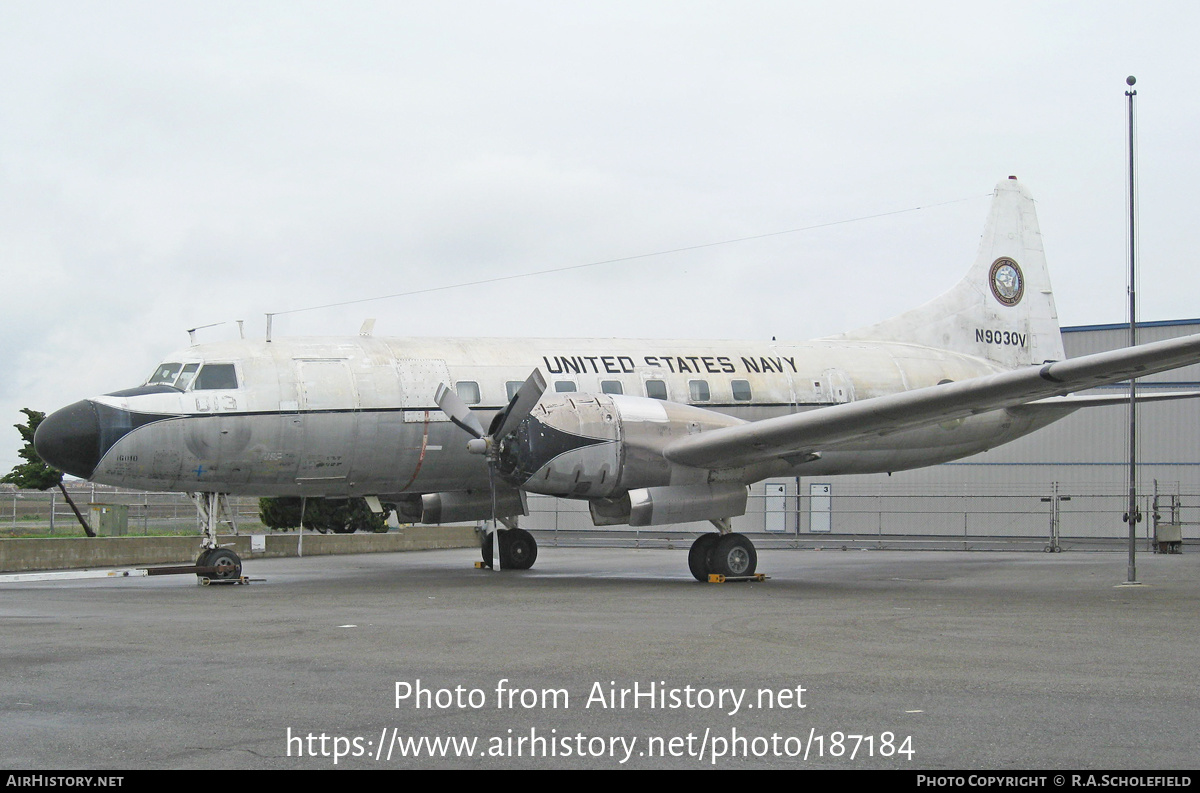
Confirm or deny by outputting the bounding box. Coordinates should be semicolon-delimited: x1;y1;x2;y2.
146;363;183;385
145;361;236;390
174;363;201;390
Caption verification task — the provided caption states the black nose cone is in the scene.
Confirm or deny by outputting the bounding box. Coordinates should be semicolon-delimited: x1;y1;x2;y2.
34;400;102;479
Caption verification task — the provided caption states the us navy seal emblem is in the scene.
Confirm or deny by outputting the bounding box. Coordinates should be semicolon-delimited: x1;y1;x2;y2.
989;257;1023;306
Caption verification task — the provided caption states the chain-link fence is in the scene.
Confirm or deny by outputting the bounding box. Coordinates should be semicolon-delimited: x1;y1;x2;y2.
4;482;1195;552
1;487;265;536
522;482;1198;552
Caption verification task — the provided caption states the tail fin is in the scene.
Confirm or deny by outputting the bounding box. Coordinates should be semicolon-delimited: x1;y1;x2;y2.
832;176;1065;369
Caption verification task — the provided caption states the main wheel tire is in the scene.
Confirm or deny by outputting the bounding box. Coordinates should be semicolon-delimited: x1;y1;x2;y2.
483;529;538;570
708;533;757;577
482;532;495;567
205;548;243;580
688;533;722;582
503;528;538;570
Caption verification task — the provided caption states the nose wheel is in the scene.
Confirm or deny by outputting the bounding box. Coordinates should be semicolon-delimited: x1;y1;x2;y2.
196;548;243;581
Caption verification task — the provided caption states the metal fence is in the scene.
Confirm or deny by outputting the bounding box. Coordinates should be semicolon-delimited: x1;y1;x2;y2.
4;482;1195;552
1;488;265;535
522;483;1198;552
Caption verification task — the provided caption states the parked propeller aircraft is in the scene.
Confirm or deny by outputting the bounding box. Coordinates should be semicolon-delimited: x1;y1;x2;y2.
34;177;1200;581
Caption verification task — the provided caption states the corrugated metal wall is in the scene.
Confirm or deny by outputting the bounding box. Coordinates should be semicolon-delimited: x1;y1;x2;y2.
802;319;1200;541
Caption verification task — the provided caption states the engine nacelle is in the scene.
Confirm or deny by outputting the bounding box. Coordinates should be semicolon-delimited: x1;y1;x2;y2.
589;483;749;526
420;488;527;524
494;393;744;498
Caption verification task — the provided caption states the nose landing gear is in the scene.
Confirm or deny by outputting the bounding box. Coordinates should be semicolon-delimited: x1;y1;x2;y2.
196;548;244;581
192;492;246;583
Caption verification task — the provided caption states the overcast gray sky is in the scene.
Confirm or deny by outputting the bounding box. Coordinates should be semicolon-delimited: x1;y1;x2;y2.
3;1;1199;473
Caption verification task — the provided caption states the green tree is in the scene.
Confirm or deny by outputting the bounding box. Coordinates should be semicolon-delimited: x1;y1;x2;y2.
2;409;96;537
258;496;390;533
258;496;304;531
344;498;391;533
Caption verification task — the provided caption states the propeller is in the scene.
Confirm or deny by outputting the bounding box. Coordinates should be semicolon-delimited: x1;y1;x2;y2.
435;369;547;570
435;369;547;460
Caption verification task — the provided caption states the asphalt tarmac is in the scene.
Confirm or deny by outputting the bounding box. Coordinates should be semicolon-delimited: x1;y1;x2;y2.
1;546;1197;770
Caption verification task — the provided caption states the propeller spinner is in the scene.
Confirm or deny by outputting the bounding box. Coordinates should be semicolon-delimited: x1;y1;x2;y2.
435;369;547;460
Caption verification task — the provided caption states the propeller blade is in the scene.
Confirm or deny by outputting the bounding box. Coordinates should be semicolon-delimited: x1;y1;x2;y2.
434;383;485;439
492;369;547;441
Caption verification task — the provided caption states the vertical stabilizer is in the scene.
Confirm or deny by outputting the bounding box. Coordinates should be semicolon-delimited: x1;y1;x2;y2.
832;177;1065;369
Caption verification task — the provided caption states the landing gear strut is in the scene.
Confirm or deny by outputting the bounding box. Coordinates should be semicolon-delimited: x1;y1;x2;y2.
688;529;757;581
191;492;243;581
481;527;538;571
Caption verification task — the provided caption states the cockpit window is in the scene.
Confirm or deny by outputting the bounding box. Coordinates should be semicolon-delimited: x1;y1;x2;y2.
174;363;201;391
145;361;235;390
147;363;183;385
193;363;239;390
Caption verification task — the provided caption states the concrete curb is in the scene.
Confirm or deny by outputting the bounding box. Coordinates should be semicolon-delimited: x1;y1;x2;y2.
0;525;480;572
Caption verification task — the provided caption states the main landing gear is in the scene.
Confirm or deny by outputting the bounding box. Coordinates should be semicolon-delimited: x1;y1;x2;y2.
688;529;758;582
481;527;538;571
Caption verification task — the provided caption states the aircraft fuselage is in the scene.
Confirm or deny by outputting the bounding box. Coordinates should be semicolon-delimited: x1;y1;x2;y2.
48;333;1054;500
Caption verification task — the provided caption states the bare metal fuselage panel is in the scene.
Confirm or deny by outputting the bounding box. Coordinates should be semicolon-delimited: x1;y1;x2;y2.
83;335;1035;497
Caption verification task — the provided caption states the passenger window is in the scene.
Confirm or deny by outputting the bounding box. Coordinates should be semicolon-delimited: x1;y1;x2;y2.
688;380;710;402
456;381;481;405
645;379;667;400
732;379;752;401
554;381;577;393
505;381;522;400
601;380;623;395
175;363;201;391
193;364;238;390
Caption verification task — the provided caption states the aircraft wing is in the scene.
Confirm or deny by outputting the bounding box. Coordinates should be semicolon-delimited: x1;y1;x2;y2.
663;332;1200;470
1014;390;1200;410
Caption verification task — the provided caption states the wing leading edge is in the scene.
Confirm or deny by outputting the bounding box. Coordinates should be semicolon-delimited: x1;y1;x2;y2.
663;332;1200;470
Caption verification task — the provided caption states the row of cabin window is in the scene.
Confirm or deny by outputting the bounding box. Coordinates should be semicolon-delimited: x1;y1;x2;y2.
454;378;754;405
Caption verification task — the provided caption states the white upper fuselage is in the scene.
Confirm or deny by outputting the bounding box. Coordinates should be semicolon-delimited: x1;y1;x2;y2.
83;333;1047;497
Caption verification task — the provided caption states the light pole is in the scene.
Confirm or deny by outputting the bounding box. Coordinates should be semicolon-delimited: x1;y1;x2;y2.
1124;75;1140;585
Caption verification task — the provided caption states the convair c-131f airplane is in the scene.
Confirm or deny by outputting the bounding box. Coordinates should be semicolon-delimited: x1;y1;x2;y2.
34;177;1200;581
